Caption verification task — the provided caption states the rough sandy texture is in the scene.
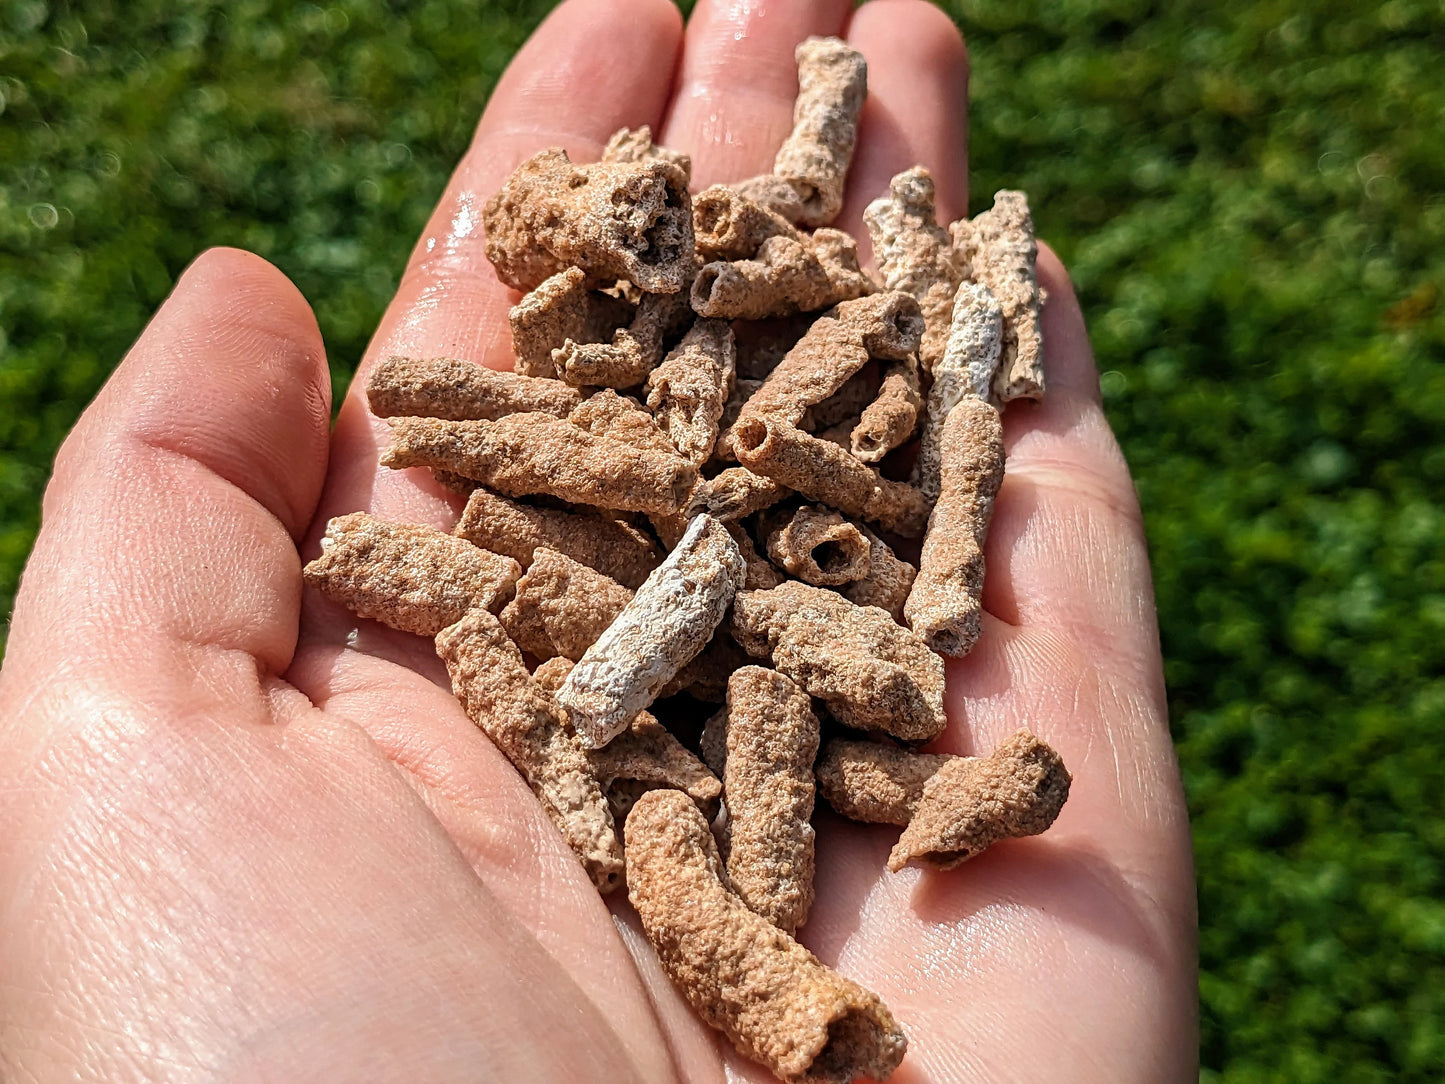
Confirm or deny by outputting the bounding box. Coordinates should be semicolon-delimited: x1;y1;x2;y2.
691;230;871;321
381;413;696;515
435;610;623;893
499;547;634;662
625;789;907;1083
602;124;692;186
484;148;694;293
863;168;968;373
904;396;1005;657
556;515;745;748
567;389;678;456
723;666;819;934
556;286;696;389
889;729;1071;872
850;357;921;464
688;466;791;522
733;37;867;229
951;189;1044;402
916;282;1003;502
731;173;810;227
693;185;803;261
303;512;520;636
840;525;916;622
815;739;951;826
455;487;659;590
731;414;931;539
760;504;872;586
728;520;788;591
367;354;585;419
723;293;923;457
732;581;946;742
508;268;634;379
646;317;737;467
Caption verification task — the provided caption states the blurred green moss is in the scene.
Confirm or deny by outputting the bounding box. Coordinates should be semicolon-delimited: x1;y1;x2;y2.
2;0;1442;1077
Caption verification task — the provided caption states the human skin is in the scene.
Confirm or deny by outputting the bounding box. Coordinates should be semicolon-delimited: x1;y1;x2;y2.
0;1;1197;1081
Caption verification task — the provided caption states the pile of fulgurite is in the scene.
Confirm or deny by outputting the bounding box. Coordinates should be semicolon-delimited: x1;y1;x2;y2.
305;37;1072;1084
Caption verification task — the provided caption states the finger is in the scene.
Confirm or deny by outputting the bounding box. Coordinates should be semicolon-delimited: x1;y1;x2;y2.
312;0;684;542
659;0;852;188
4;247;329;693
836;0;970;254
981;245;1157;668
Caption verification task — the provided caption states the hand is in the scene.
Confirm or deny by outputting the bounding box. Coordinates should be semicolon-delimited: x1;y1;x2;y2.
0;0;1197;1079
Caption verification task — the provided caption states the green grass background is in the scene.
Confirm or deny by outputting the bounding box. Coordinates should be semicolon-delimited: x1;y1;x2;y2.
2;0;1441;1076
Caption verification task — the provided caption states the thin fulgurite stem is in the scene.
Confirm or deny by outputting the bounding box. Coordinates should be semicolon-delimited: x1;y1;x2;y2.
366;355;585;420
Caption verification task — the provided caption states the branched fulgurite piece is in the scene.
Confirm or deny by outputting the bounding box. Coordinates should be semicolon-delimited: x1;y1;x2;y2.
556;515;745;748
381;413;696;515
507;267;635;379
952;190;1044;402
724;667;819;934
367;355;585;420
815;740;952;825
626;790;907;1083
455;487;660;590
733;581;946;742
905;396;1005;657
483;148;694;293
645;317;736;466
863;168;969;374
760;504;872;586
915;282;1003;503
688;466;791;522
303;513;520;636
734;37;867;229
691;229;872;320
890;730;1071;872
435;610;623;893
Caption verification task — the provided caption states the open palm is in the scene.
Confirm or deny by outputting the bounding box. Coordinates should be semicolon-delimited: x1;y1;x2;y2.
0;1;1196;1080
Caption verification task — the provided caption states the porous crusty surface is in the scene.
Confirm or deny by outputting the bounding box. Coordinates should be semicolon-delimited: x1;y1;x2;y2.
692;185;803;261
889;729;1071;871
646;317;737;467
760;504;872;587
367;354;585;420
905;396;1005;657
732;581;946;742
625;789;907;1083
381;413;697;515
951;189;1044;402
556;515;745;748
840;525;916;622
916;282;1003;502
508;268;634;379
815;739;952;826
499;547;633;662
435;609;623;893
863;168;968;373
483;147;694;293
303;512;520;636
601;124;692;185
723;667;819;934
691;230;871;320
731;413;931;538
455;487;660;590
850;356;921;464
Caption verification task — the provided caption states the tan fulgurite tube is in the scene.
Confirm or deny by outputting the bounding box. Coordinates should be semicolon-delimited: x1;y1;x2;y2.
625;789;908;1083
366;354;585;420
303;512;520;636
435;610;622;894
905;396;1005;657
